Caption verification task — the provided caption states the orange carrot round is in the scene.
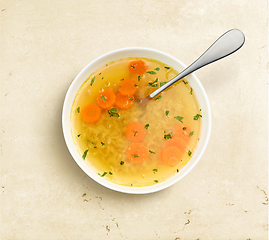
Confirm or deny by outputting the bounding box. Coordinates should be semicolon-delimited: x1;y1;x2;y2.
118;79;138;96
97;89;116;109
115;93;135;109
81;104;101;123
127;143;148;163
160;146;182;167
126;122;146;142
165;137;186;153
173;124;193;142
128;60;148;75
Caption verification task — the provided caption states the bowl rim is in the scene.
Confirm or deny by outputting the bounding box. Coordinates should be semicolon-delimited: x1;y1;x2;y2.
62;47;211;194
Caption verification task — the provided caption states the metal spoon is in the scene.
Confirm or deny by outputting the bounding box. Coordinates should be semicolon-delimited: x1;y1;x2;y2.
143;29;245;102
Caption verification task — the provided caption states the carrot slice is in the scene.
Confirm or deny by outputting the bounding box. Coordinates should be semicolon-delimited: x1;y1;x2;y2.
115;93;135;109
97;89;116;109
129;60;148;75
160;146;182;167
165;137;186;153
81;104;101;123
126;122;146;142
173;124;193;142
118;79;138;96
127;143;148;163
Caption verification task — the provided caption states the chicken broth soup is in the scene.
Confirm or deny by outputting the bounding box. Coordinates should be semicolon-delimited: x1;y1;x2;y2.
71;57;202;187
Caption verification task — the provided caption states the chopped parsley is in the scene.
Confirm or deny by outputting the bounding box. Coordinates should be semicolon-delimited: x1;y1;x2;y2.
131;65;135;68
145;124;149;129
76;107;80;113
134;84;138;87
190;87;193;94
129;97;134;101
154;180;159;183
182;80;188;84
183;127;186;130
100;172;107;177
174;116;184;122
160;81;167;87
193;114;202;120
165;110;169;116
153;169;158;173
77;134;81;137
164;66;170;69
82;149;89;160
109;172;113;175
134;131;138;136
90;76;95;86
101;95;106;101
164;131;172;139
189;131;194;137
146;71;157;75
138;76;141;81
188;150;192;156
177;169;179;173
108;108;120;117
133;154;139;158
120;161;124;165
101;142;105;146
154;67;160;71
155;95;162;101
149;150;155;154
147;78;158;87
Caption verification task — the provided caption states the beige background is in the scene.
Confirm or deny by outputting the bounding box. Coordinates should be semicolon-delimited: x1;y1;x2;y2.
1;0;268;239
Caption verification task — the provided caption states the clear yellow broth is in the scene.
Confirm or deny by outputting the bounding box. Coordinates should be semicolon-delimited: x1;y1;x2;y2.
71;57;202;187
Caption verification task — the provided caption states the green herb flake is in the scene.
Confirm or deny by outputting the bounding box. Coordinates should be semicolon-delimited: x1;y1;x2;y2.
120;78;124;81
108;108;120;117
138;76;141;81
134;131;138;136
101;172;107;177
154;67;160;71
164;131;173;140
160;81;167;87
131;65;135;68
155;95;162;101
177;169;179;173
154;180;159;183
189;131;194;137
133;154;139;158
101;95;106;101
90;76;95;86
190;87;193;94
129;97;134;101
165;110;169;116
146;71;157;75
188;150;192;156
134;84;138;87
147;78;158;87
145;124;149;129
182;80;188;84
120;161;124;165
101;142;105;146
82;149;89;160
153;169;158;172
164;66;170;69
76;107;80;113
77;134;81;137
183;127;186;130
193;114;202;120
174;116;184;122
109;172;113;175
149;150;155;154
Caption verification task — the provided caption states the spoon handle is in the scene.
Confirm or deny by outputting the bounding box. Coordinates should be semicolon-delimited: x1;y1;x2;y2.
149;29;245;99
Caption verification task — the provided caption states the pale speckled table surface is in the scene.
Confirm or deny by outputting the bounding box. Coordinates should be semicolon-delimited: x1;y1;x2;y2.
0;0;268;239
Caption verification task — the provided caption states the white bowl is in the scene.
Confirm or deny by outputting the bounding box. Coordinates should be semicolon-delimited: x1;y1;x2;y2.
62;47;211;194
